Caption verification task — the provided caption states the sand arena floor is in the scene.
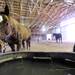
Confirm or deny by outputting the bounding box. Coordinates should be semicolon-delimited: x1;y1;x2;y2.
4;41;74;53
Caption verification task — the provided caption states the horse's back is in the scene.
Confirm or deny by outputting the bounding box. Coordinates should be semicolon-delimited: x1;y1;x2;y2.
9;16;31;39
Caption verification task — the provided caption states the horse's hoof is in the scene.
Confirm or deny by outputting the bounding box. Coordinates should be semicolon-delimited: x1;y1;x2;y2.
12;50;15;52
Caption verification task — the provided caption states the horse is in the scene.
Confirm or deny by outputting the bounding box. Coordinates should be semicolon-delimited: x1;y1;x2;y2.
9;17;31;50
52;33;62;43
0;14;31;51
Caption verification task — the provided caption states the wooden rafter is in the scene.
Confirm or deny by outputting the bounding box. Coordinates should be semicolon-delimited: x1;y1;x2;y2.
31;2;75;32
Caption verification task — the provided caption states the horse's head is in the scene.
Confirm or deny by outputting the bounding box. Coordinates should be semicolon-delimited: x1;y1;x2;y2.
0;4;9;31
0;14;9;35
0;14;8;28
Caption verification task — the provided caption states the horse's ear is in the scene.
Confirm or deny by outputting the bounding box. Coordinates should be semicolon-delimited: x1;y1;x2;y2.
4;5;9;16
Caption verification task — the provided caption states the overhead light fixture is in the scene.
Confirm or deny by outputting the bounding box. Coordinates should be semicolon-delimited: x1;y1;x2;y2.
41;25;46;32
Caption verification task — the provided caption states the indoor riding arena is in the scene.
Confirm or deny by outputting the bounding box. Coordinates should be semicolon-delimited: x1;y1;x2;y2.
0;0;75;75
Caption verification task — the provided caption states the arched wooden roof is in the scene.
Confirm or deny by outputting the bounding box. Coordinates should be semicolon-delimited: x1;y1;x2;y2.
0;0;75;33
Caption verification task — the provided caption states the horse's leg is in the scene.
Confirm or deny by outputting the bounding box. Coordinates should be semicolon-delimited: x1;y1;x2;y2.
59;38;60;43
5;35;15;51
26;39;31;50
28;40;31;50
56;39;58;43
0;44;2;53
59;37;62;43
8;43;15;52
28;37;31;50
26;40;30;50
16;41;21;51
56;37;58;43
22;39;25;48
14;37;21;51
13;32;21;51
60;37;62;43
16;44;20;51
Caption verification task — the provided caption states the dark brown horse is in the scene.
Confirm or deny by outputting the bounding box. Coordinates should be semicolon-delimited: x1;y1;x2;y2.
52;33;62;43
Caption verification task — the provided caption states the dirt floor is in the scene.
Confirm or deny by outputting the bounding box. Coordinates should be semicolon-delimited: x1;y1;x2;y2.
4;41;74;53
30;41;74;52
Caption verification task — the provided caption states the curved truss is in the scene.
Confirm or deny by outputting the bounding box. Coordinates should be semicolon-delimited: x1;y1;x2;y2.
0;0;75;32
